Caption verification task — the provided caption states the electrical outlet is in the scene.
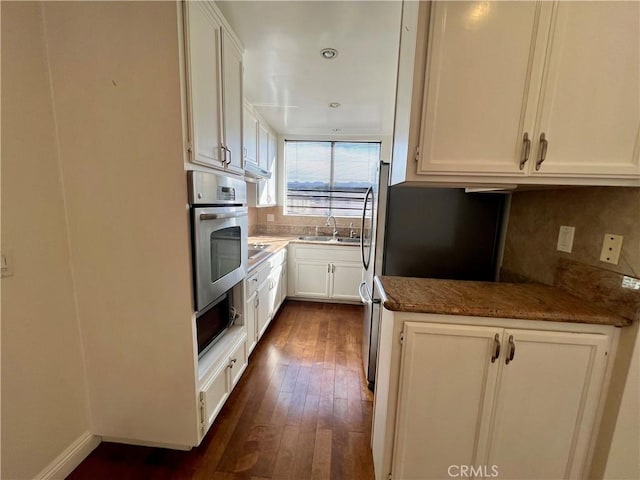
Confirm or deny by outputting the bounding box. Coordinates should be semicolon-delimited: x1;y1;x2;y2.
557;226;575;253
267;214;274;222
600;234;623;264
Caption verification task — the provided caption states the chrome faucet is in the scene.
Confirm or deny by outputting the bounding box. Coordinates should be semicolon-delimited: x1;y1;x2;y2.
326;215;338;239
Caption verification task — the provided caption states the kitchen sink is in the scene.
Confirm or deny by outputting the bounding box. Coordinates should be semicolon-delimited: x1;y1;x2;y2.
248;243;271;260
336;237;360;244
298;236;332;242
297;235;360;244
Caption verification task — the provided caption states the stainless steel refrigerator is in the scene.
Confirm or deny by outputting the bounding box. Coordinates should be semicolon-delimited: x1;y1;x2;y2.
358;162;507;390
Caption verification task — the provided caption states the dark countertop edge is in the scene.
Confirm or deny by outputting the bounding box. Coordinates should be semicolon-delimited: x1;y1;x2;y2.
373;276;632;328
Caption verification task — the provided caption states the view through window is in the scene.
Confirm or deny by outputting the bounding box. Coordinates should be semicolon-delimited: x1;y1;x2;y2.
285;141;381;216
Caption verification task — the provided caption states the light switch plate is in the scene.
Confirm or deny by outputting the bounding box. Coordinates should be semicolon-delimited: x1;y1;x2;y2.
557;226;575;253
600;233;623;264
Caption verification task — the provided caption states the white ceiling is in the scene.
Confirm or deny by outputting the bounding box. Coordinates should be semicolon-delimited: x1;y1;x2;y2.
216;1;403;137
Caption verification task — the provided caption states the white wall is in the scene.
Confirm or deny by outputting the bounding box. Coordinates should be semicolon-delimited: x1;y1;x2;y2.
1;3;91;478
41;1;199;446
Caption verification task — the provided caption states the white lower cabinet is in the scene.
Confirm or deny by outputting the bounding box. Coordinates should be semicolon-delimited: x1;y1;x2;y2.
293;261;331;298
256;279;271;339
288;243;362;302
243;248;287;354
374;313;616;480
198;328;247;439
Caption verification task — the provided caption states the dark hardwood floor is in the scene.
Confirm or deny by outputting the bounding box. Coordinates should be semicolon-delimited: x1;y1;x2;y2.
68;300;375;480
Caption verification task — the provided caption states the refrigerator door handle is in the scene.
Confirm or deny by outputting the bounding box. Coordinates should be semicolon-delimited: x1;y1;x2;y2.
361;186;374;269
358;281;380;305
358;281;371;305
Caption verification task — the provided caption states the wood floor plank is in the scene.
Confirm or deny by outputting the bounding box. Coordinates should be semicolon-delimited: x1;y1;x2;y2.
311;428;332;480
67;301;374;480
271;425;299;480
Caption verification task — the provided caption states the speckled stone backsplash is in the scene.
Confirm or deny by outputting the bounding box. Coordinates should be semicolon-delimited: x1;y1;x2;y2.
502;186;640;321
251;205;369;237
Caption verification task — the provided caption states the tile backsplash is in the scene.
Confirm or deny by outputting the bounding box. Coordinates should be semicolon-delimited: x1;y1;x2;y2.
249;206;368;238
502;186;639;286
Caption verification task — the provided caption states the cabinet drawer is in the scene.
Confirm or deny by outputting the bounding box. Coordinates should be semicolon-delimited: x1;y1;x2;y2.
246;265;271;297
200;363;229;432
228;336;248;388
268;248;286;269
293;244;360;262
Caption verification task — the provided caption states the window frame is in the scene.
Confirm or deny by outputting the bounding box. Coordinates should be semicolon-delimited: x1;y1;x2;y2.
283;139;381;217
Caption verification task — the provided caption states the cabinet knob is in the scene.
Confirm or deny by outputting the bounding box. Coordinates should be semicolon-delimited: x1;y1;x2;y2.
228;358;237;368
491;333;501;363
535;133;548;171
519;132;531;170
505;335;516;365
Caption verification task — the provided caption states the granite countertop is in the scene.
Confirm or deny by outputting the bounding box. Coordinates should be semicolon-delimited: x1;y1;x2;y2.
375;275;631;327
247;234;359;272
247;236;292;271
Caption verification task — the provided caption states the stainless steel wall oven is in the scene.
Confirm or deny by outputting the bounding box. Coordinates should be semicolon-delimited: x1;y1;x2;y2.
188;171;247;356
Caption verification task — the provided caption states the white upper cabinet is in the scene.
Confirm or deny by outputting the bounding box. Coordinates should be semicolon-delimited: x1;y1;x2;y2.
257;130;277;206
530;1;640;178
220;28;244;174
183;1;223;168
258;122;269;170
411;0;639;186
243;105;258;166
418;1;544;176
183;1;244;175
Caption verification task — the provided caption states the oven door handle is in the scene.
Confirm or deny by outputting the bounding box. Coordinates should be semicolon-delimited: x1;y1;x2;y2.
199;212;248;221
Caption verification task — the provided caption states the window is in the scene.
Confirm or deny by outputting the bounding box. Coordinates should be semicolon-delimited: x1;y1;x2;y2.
285;140;381;216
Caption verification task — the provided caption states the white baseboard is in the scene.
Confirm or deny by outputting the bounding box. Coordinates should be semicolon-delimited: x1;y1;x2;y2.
35;431;101;480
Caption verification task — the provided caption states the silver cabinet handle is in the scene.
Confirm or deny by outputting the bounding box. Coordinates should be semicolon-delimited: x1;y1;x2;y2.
331;264;335;273
535;133;547;171
220;144;227;164
226;146;232;166
491;333;501;363
228;358;237;369
327;264;330;273
505;335;516;365
519;132;531;170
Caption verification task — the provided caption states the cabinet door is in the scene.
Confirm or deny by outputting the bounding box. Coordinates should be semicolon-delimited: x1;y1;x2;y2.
531;2;640;178
258;123;269;170
257;131;277;206
199;361;229;435
268;266;281;319
485;329;610;479
256;281;271;339
417;1;547;175
243;106;258;166
393;322;501;480
220;28;243;175
228;335;248;388
183;2;224;169
293;261;330;298
245;292;257;354
329;262;363;301
277;263;287;310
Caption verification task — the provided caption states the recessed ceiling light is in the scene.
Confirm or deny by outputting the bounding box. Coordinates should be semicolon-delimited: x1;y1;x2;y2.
329;102;341;108
332;128;342;132
320;48;338;59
